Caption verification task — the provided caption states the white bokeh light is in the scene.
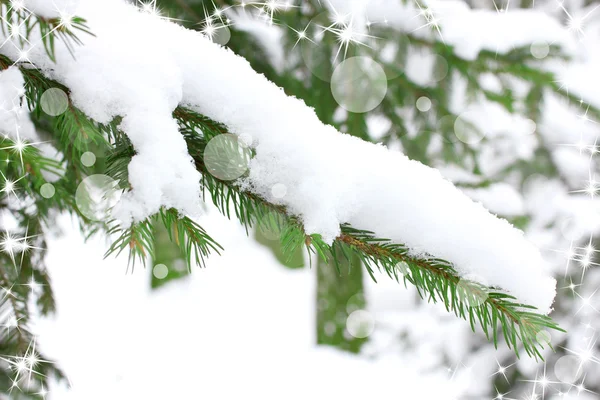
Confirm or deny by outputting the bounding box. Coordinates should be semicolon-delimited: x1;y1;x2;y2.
346;310;375;339
153;264;169;279
554;355;583;384
40;88;69;117
81;151;96;167
204;134;252;181
271;183;287;199
454;112;486;144
416;96;432;112
40;183;55;199
530;41;550;59
75;175;122;222
331;56;387;114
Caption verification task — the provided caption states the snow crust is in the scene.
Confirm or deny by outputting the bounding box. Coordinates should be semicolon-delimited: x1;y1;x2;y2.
8;0;557;311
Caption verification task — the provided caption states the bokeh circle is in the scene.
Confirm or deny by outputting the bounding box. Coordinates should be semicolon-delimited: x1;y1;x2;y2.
454;112;486;144
40;183;55;199
81;151;96;167
331;56;388;113
554;355;582;384
456;278;489;307
204;134;252;181
530;41;550;59
346;310;375;338
75;174;122;222
153;264;169;280
40;88;69;116
416;96;432;112
211;24;231;46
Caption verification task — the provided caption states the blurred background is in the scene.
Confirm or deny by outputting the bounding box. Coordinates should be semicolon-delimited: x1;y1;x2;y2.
23;0;600;398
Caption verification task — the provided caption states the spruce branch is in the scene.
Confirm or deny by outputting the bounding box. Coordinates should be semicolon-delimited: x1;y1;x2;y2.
171;107;564;360
151;207;223;269
94;102;566;360
105;218;154;270
0;26;566;361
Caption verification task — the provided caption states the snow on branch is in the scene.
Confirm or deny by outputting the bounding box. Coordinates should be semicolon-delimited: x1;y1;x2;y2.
7;0;557;313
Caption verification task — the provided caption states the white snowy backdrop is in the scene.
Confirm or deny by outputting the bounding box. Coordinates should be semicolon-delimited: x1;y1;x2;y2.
35;212;461;399
0;0;597;399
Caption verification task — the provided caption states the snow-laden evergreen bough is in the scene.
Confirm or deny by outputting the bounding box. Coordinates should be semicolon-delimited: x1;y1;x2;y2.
0;0;563;366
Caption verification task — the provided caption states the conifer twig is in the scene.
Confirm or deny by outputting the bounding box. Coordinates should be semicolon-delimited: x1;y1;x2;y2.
0;8;567;363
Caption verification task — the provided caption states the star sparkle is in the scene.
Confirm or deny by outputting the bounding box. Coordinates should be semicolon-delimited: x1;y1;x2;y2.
557;0;600;39
251;0;296;26
522;363;558;400
574;287;600;315
493;387;517;400
318;16;378;61
490;358;517;383
289;23;315;49
413;2;443;41
0;338;53;394
562;277;581;295
0;228;44;270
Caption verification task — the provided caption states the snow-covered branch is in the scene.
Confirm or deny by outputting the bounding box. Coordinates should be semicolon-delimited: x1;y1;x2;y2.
4;0;560;313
